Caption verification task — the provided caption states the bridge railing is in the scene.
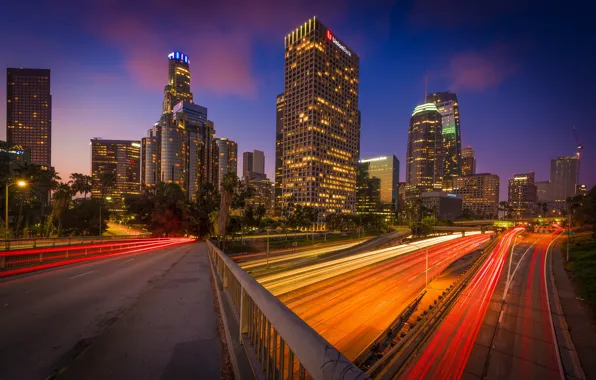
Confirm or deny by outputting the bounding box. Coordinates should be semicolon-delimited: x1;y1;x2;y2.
2;234;152;251
206;240;367;380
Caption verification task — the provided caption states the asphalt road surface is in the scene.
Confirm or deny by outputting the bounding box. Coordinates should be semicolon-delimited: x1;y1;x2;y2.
0;242;221;380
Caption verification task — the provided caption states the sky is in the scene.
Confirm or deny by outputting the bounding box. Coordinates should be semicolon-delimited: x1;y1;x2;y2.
1;0;594;201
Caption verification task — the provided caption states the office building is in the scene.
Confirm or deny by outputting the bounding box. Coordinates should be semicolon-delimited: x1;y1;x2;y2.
214;138;238;191
90;139;141;211
6;68;52;167
397;182;406;221
141;123;161;188
421;192;462;221
550;156;578;203
163;52;193;114
356;156;399;223
281;17;360;222
452;174;500;218
462;146;476;176
426;92;462;183
536;180;552;202
246;172;273;216
0;141;30;182
243;150;265;179
508;172;537;218
274;93;285;216
406;103;443;201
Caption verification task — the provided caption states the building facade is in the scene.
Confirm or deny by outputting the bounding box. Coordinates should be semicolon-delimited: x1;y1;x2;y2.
274;93;285;216
0;141;30;183
243;149;265;179
246;172;273;216
6;68;52;168
90;139;141;211
550;156;578;203
163;52;192;114
421;191;463;221
452;173;500;218
141;123;161;188
426;92;462;184
461;145;476;176
356;155;399;223
281;17;361;222
508;172;537;218
214;138;238;191
406;103;443;201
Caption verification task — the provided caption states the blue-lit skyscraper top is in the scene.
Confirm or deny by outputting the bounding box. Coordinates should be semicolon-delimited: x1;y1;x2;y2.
167;51;190;65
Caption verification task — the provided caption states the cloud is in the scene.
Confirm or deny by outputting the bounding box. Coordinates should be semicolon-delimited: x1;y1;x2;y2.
447;44;518;92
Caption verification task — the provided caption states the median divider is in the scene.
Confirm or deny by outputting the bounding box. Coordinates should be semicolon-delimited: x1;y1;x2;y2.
0;237;193;278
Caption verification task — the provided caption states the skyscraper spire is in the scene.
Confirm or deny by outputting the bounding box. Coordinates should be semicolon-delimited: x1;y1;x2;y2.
162;52;193;114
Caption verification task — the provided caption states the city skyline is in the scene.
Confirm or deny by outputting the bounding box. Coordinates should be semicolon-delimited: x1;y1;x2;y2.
1;2;594;202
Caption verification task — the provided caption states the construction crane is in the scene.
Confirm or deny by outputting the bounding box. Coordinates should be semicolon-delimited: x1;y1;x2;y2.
572;126;583;187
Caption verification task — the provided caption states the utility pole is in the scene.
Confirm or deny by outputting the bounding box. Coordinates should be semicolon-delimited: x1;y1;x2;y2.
266;229;270;269
425;247;428;288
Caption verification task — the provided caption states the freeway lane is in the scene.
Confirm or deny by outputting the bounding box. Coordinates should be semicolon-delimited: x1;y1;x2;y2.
0;242;211;380
401;228;524;379
273;234;490;360
462;232;585;380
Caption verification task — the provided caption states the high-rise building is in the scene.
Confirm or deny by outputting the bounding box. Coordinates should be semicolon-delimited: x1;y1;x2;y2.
421;192;463;221
508;172;537;218
397;182;406;221
141;123;161;188
426;92;462;183
461;146;476;176
245;172;273;216
356;156;399;222
536;180;552;202
214;138;238;191
274;93;285;216
281;17;360;223
550;156;578;203
163;52;193;114
90;139;141;211
6;68;52;167
406;103;443;201
242;149;265;179
452;173;500;218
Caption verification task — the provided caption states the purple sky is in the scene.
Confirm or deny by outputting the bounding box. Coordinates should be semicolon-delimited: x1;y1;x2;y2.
1;0;594;201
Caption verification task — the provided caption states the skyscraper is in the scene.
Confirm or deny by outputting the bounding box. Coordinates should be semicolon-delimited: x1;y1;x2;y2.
163;52;193;114
245;172;273;216
508;172;537;218
406;103;443;201
274;93;285;216
242;149;265;179
281;17;360;221
6;68;52;167
426;91;462;183
141;52;217;199
550;156;578;203
357;155;399;222
452;173;500;218
90;139;141;211
461;146;476;176
214;138;238;191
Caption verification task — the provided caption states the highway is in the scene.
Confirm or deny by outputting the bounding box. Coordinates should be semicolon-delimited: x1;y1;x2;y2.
255;233;490;360
0;241;221;380
400;228;525;379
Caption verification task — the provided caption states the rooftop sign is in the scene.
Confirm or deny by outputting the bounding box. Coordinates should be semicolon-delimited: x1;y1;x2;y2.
326;30;351;57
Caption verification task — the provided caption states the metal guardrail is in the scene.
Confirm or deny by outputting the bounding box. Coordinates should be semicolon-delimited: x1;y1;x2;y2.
1;234;152;251
0;238;183;275
206;240;368;380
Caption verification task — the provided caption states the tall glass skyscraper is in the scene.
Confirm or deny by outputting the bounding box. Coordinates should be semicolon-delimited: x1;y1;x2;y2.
357;155;399;222
274;93;285;216
426;92;462;184
6;68;52;168
281;17;360;221
406;103;443;201
213;138;238;191
163;52;193;114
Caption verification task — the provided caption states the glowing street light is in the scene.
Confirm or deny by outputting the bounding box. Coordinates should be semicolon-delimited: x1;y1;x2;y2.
5;180;28;238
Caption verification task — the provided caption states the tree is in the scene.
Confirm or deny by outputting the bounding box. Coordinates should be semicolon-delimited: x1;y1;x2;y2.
61;198;105;236
50;182;74;236
70;173;92;199
498;201;511;219
218;170;240;238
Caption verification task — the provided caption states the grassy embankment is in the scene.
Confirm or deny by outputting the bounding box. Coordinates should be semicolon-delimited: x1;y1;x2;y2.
565;233;596;310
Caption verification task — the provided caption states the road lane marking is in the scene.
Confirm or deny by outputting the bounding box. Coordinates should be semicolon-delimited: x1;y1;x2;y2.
124;258;135;263
69;271;94;279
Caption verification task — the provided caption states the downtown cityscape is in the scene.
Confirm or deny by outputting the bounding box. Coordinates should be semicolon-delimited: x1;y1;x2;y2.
1;2;595;380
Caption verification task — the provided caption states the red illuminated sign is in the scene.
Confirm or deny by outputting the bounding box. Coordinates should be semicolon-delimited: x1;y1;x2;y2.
326;30;333;41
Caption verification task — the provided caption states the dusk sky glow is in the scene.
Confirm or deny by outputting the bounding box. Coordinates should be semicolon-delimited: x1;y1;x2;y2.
1;0;594;200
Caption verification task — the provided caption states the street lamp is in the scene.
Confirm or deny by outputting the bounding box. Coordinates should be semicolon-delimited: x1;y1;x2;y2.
99;196;112;237
5;180;27;239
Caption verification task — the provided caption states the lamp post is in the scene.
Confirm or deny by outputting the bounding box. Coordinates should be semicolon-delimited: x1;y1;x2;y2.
5;180;27;239
99;196;112;237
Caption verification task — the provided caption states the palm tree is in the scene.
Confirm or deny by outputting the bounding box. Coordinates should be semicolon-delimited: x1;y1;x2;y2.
218;170;240;240
498;201;511;219
70;173;92;199
51;182;73;236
